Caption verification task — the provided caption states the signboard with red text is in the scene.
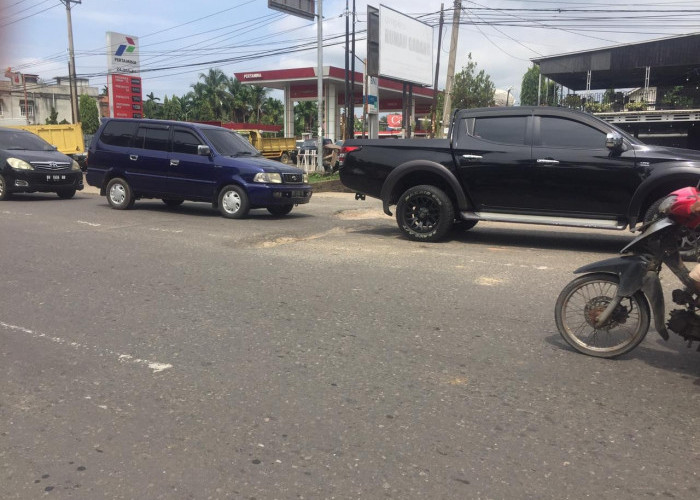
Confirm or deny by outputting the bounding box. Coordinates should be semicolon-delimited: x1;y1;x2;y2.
110;74;143;119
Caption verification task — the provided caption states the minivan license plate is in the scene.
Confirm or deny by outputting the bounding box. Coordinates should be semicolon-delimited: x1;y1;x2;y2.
46;175;66;181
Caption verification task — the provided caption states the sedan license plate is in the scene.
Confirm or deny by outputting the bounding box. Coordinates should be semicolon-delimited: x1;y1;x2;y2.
291;190;305;197
46;174;66;181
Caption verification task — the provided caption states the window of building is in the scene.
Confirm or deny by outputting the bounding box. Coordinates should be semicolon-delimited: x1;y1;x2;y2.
19;100;34;117
0;99;4;116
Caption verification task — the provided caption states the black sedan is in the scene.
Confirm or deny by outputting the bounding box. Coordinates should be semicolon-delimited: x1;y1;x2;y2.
0;127;84;200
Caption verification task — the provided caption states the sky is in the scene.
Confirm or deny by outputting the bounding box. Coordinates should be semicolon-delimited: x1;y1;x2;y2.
1;0;699;105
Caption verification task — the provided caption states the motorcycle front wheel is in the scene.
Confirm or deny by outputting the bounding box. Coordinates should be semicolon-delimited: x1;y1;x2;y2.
555;273;650;358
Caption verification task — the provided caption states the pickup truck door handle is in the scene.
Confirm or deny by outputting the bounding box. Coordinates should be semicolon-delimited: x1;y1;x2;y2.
537;158;560;165
461;154;483;160
170;159;180;167
129;154;138;161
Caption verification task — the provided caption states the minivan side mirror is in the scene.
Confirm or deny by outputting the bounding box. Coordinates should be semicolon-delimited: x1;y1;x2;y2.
198;145;211;156
605;132;623;151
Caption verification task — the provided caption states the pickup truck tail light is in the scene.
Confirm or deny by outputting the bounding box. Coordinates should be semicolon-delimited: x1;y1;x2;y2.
339;145;362;167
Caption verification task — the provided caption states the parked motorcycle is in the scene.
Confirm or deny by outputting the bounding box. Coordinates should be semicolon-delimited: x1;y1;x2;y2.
555;186;700;358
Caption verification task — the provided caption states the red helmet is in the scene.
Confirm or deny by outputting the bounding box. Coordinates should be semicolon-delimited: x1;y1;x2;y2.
658;186;700;229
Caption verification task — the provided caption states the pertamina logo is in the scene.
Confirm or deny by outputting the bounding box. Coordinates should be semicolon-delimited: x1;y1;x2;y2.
115;37;136;56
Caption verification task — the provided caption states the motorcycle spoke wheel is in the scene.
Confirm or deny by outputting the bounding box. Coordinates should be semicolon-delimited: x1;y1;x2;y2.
555;273;650;358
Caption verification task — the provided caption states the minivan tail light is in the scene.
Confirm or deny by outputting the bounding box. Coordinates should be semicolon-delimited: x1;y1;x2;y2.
339;145;362;167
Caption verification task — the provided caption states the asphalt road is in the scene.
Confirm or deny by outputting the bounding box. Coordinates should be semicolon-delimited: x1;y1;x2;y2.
1;188;699;499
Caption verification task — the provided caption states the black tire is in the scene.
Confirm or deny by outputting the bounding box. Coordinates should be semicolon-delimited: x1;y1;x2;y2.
218;185;250;219
395;185;455;242
162;198;184;207
267;204;294;216
555;273;650;358
106;178;135;210
57;188;76;199
644;197;700;261
0;174;10;201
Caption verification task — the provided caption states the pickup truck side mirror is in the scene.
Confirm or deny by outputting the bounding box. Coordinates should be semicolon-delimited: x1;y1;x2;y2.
198;145;211;156
605;132;624;152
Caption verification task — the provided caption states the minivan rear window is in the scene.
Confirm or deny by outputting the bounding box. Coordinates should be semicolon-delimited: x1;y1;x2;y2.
100;121;139;147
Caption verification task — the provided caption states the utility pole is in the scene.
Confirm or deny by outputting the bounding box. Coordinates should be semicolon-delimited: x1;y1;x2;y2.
317;0;324;171
349;0;356;138
61;0;81;124
344;0;350;139
440;0;461;138
431;4;444;138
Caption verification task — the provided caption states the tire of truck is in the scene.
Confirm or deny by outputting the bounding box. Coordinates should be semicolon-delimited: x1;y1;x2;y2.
395;185;455;242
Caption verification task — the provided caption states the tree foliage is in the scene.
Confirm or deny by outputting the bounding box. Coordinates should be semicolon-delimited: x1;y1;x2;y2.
449;53;495;110
79;94;100;134
520;65;559;106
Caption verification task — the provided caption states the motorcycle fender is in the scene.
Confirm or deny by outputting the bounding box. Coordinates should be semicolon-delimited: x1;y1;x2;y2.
641;271;670;340
574;255;648;297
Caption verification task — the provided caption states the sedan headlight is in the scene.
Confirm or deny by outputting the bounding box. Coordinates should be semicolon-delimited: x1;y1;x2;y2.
7;158;33;170
253;172;282;184
71;159;81;171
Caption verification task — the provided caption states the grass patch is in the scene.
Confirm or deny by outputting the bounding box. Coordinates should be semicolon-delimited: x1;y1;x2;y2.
308;172;340;184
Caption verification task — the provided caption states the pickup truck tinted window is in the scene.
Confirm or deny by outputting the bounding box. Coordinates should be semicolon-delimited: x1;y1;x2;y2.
472;116;528;145
172;129;202;155
134;126;170;152
100;121;138;147
539;117;606;149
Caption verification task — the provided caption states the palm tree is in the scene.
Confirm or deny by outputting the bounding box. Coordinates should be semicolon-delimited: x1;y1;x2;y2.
261;97;284;126
294;101;317;135
226;77;251;122
248;85;269;123
197;68;230;120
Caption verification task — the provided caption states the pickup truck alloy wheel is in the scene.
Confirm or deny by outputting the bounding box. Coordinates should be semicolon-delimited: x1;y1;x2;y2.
106;178;135;210
396;185;455;242
218;185;250;219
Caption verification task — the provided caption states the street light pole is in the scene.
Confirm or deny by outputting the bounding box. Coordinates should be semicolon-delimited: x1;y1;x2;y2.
61;0;81;124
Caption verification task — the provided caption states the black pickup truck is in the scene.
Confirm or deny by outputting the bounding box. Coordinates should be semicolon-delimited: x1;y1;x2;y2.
339;106;700;243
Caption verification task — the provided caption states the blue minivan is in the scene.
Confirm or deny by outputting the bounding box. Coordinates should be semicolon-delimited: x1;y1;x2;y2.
86;119;312;218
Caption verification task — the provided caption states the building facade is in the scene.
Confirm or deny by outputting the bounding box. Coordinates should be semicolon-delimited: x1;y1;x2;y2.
0;75;99;126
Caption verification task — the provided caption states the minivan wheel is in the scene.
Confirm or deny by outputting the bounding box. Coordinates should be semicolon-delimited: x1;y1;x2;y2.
106;178;135;210
218;185;250;219
0;175;9;201
57;188;76;199
396;185;455;242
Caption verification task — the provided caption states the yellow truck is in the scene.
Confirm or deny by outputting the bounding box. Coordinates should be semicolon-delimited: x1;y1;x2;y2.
236;129;297;164
7;123;85;156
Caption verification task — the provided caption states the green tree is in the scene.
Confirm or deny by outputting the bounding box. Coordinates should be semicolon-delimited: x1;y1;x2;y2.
143;92;162;119
161;94;182;121
248;85;269;123
226;77;252;122
294;101;317;136
79;94;100;134
520;65;559;106
261;97;284;126
197;68;230;120
45;108;58;125
450;53;495;110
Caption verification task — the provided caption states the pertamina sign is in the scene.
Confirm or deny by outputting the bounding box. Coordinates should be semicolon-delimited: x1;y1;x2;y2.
106;32;142;119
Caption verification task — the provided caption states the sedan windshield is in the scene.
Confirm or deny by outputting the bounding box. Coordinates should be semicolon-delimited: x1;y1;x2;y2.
0;130;55;151
201;129;261;157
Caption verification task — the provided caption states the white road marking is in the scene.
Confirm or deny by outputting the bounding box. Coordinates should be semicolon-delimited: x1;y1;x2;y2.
76;220;101;227
0;321;173;374
149;227;183;233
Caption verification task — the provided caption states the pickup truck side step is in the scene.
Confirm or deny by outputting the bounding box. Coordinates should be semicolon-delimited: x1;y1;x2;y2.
459;211;627;230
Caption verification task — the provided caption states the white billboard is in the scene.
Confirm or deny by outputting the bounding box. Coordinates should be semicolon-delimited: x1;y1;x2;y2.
379;5;433;86
106;32;140;74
